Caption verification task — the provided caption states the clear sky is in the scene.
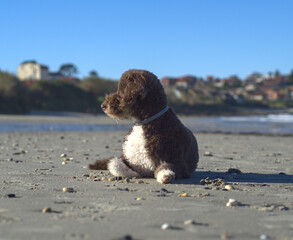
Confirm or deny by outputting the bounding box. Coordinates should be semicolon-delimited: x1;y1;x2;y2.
1;0;293;80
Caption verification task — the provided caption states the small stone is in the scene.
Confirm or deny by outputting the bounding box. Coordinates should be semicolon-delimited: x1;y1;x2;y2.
6;193;16;198
62;161;67;165
136;180;144;184
180;193;188;197
124;178;130;183
161;223;173;230
60;153;67;157
204;151;213;156
42;207;52;213
115;176;123;181
184;219;196;225
101;177;107;181
260;234;270;240
62;187;74;193
136;197;145;201
226;198;242;207
221;233;231;239
83;174;90;178
224;185;234;190
120;235;132;240
226;168;242;174
108;177;115;182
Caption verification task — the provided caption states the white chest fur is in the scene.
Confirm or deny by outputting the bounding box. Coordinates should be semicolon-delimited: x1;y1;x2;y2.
123;125;155;176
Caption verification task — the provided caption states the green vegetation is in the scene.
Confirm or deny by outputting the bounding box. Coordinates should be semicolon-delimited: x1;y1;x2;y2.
0;71;28;114
27;81;97;112
0;70;117;114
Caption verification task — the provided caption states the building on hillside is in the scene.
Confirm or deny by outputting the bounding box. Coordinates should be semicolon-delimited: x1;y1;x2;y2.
175;75;197;89
17;61;49;80
161;77;177;87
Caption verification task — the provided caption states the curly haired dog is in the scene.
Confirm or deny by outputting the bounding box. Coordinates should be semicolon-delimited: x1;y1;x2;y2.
89;69;199;184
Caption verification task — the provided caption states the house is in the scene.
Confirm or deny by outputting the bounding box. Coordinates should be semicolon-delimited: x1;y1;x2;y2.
248;91;266;101
161;77;177;87
290;86;293;100
17;61;79;84
175;75;197;89
17;61;50;80
264;88;279;101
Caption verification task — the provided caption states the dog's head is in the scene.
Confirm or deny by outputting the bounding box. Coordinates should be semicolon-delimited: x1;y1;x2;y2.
101;69;167;120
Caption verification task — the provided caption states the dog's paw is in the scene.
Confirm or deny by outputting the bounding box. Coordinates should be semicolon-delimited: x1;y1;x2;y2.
156;169;175;184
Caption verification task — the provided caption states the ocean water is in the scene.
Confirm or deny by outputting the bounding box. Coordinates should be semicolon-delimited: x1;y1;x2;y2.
0;114;292;135
186;114;293;135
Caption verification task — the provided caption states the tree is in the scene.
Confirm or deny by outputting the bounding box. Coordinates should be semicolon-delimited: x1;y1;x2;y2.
275;69;281;76
78;77;118;97
288;70;293;85
0;71;28;113
89;70;98;77
0;71;20;98
58;63;78;77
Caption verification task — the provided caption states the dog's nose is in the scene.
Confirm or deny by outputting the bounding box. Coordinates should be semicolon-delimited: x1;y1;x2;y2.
101;103;106;111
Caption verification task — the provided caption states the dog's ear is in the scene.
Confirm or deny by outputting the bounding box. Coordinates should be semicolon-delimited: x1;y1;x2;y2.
120;83;147;108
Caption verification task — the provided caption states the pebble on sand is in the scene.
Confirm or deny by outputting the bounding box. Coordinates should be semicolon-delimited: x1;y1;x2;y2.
161;223;173;230
221;233;231;239
260;234;270;240
224;185;234;190
184;219;196;225
136;197;145;201
180;193;189;197
226;168;242;174
62;187;74;193
42;207;52;213
204;151;213;156
6;193;16;198
60;153;67;157
226;198;242;207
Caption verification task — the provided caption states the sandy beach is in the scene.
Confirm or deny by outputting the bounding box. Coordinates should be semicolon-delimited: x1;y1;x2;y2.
0;115;293;240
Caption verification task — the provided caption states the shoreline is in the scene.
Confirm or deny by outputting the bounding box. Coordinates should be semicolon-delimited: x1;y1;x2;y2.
1;113;293;136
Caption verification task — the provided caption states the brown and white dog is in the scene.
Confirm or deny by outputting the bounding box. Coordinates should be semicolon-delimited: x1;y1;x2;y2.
89;69;199;184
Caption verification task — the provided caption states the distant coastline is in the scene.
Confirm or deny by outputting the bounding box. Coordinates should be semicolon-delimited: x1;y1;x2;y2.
1;111;292;135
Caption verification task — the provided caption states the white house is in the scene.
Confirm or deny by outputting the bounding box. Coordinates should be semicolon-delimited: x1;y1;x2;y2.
17;61;50;80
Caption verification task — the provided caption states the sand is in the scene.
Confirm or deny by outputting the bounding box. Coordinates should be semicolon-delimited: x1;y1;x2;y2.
0;115;293;240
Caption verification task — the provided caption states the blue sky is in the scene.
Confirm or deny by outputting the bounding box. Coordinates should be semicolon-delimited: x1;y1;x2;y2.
1;0;293;80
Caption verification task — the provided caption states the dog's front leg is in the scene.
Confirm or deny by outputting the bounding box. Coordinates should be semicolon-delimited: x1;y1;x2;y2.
155;163;176;184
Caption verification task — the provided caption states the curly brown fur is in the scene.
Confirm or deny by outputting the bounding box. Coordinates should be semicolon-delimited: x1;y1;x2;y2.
89;69;199;184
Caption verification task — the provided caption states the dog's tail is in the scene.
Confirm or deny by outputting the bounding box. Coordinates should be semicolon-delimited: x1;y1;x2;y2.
88;158;111;170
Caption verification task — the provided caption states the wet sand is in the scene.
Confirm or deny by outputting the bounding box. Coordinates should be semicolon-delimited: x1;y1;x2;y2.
0;116;293;240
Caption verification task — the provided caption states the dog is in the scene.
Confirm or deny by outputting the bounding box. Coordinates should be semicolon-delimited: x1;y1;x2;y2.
89;69;199;184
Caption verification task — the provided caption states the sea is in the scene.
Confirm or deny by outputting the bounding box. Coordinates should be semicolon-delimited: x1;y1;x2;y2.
0;113;293;135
